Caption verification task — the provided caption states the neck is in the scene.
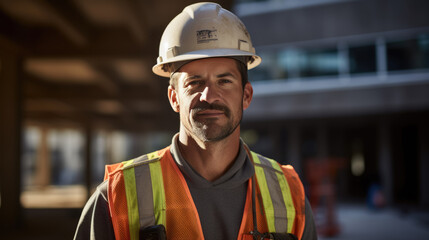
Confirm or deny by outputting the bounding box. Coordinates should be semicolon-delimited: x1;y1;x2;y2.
178;126;241;182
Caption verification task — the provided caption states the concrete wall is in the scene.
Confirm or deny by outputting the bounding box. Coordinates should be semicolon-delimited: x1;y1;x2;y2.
241;0;429;46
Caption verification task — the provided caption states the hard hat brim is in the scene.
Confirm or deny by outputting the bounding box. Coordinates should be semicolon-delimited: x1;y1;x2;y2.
152;48;261;77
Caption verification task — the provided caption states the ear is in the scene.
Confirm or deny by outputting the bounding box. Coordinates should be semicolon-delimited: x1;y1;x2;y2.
242;82;253;110
168;86;180;113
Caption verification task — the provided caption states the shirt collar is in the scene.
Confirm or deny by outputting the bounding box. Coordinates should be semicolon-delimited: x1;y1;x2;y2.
169;133;254;188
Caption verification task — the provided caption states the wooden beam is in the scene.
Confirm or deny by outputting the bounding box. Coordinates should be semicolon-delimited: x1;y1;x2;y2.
0;8;157;58
25;78;114;101
0;10;33;51
26;28;160;59
38;0;93;46
0;49;23;230
24;109;178;133
88;63;142;128
89;62;123;94
23;72;170;132
24;76;155;101
121;0;149;46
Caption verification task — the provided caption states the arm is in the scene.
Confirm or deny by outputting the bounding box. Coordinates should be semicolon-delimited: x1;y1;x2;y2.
74;181;115;240
301;198;318;240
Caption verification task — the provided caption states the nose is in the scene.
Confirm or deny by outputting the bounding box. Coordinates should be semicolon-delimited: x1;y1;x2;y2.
199;84;220;104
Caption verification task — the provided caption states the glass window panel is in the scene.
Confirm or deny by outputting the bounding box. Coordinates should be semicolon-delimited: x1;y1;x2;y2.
387;34;429;71
349;45;376;74
300;49;339;78
418;34;429;69
278;49;301;79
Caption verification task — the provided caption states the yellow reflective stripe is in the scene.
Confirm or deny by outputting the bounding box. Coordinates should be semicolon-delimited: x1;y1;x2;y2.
121;150;165;239
270;161;296;233
123;164;139;240
149;157;166;226
251;152;276;232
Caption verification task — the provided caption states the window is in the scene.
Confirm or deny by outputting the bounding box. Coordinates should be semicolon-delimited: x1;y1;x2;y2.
299;48;339;78
387;34;429;71
251;47;340;81
278;49;300;79
277;48;339;79
349;45;376;74
250;33;429;82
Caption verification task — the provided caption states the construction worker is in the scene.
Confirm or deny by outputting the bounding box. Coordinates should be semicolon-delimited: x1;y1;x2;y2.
74;2;317;240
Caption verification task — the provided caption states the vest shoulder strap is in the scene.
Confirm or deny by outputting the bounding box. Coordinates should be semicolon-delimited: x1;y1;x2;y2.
105;148;168;240
280;165;306;239
103;151;161;181
250;151;306;239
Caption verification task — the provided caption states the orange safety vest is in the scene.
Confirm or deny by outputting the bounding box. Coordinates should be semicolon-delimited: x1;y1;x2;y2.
104;146;306;240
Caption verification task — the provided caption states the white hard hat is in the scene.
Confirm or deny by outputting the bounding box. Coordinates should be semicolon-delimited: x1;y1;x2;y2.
152;2;261;77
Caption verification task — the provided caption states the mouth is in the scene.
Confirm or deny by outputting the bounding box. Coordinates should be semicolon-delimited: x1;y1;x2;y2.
192;103;230;119
195;109;225;118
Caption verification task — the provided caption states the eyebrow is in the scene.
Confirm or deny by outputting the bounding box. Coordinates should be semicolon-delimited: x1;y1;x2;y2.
184;75;202;80
184;72;237;81
216;72;237;79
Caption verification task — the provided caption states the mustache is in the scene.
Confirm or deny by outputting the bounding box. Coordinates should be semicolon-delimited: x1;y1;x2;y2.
192;102;230;117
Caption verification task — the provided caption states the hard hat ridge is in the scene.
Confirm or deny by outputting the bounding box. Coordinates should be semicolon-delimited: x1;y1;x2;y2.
184;2;221;19
152;2;261;77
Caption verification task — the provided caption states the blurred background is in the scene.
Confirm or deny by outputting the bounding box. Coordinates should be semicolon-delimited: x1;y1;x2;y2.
1;0;429;239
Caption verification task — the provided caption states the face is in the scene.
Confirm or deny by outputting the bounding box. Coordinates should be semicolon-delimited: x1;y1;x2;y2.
168;58;253;142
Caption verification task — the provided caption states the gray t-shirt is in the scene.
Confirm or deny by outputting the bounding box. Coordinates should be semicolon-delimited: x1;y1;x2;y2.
74;136;317;240
169;135;253;240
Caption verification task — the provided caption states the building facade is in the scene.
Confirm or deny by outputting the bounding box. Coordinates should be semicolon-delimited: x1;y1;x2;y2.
236;0;429;207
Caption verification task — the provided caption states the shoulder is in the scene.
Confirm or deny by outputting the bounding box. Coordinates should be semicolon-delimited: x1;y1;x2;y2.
75;180;115;240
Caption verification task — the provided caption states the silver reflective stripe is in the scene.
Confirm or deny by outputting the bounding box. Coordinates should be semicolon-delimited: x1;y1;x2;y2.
257;155;288;233
131;154;158;228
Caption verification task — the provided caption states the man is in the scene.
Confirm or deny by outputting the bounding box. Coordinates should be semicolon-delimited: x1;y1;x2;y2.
74;2;317;240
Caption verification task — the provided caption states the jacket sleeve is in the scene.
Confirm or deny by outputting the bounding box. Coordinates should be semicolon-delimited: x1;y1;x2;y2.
74;181;115;240
301;198;318;240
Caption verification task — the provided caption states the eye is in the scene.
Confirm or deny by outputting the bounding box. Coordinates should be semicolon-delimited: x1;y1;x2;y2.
219;79;233;84
186;80;204;87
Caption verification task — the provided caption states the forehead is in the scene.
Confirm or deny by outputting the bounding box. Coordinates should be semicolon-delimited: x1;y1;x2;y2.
178;57;240;76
